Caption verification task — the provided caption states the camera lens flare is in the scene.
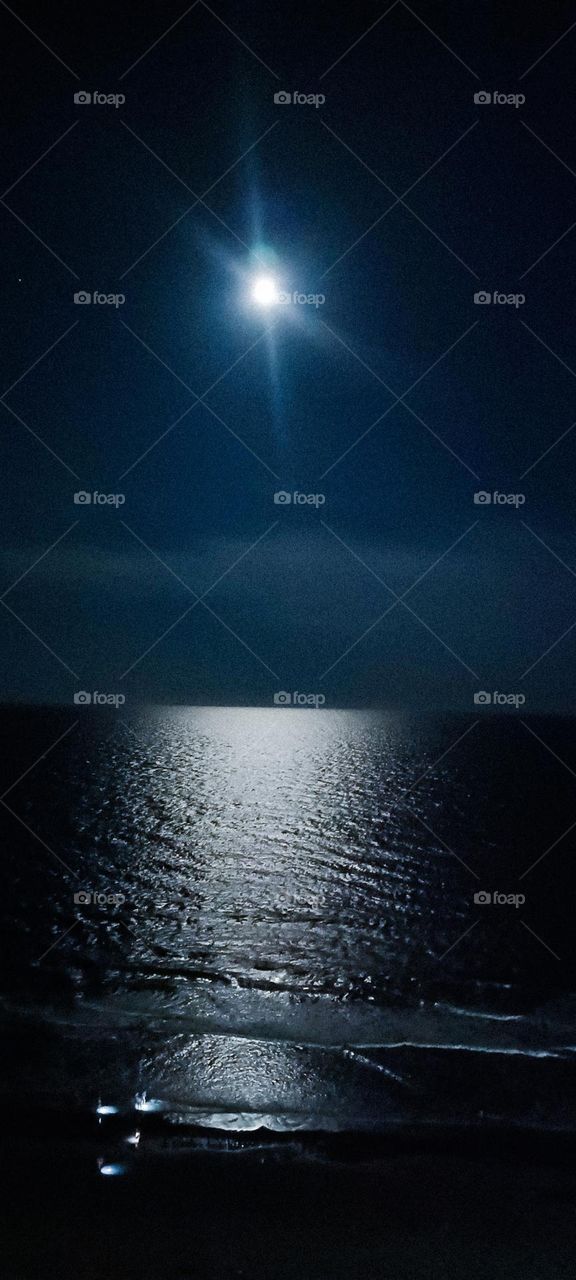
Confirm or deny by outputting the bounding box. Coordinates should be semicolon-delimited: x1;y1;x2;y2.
251;275;280;307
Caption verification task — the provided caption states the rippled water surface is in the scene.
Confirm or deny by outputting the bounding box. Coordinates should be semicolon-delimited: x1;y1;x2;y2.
1;707;575;1131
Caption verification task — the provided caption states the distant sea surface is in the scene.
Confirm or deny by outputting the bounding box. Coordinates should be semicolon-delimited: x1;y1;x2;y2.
1;706;575;1135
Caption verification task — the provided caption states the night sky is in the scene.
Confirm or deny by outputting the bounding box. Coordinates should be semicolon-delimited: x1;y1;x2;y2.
1;0;576;709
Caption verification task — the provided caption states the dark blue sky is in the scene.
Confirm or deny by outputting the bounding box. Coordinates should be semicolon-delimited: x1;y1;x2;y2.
1;0;576;708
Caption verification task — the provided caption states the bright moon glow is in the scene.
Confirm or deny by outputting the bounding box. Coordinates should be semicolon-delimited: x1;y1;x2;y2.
252;275;280;307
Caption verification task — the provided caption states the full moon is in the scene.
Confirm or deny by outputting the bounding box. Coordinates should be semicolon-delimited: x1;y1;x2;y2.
251;275;280;307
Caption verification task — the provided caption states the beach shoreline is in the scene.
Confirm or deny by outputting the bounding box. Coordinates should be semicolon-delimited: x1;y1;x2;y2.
3;1127;576;1279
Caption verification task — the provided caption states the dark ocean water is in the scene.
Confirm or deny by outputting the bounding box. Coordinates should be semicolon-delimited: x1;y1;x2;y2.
1;706;575;1136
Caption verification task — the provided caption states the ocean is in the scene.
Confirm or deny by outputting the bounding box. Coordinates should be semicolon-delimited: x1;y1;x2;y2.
1;705;574;1139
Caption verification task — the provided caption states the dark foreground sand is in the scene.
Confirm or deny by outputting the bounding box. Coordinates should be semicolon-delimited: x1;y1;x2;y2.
2;1130;576;1279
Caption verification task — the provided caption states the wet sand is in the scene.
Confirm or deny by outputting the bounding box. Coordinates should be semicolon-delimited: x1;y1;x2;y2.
2;1130;576;1279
